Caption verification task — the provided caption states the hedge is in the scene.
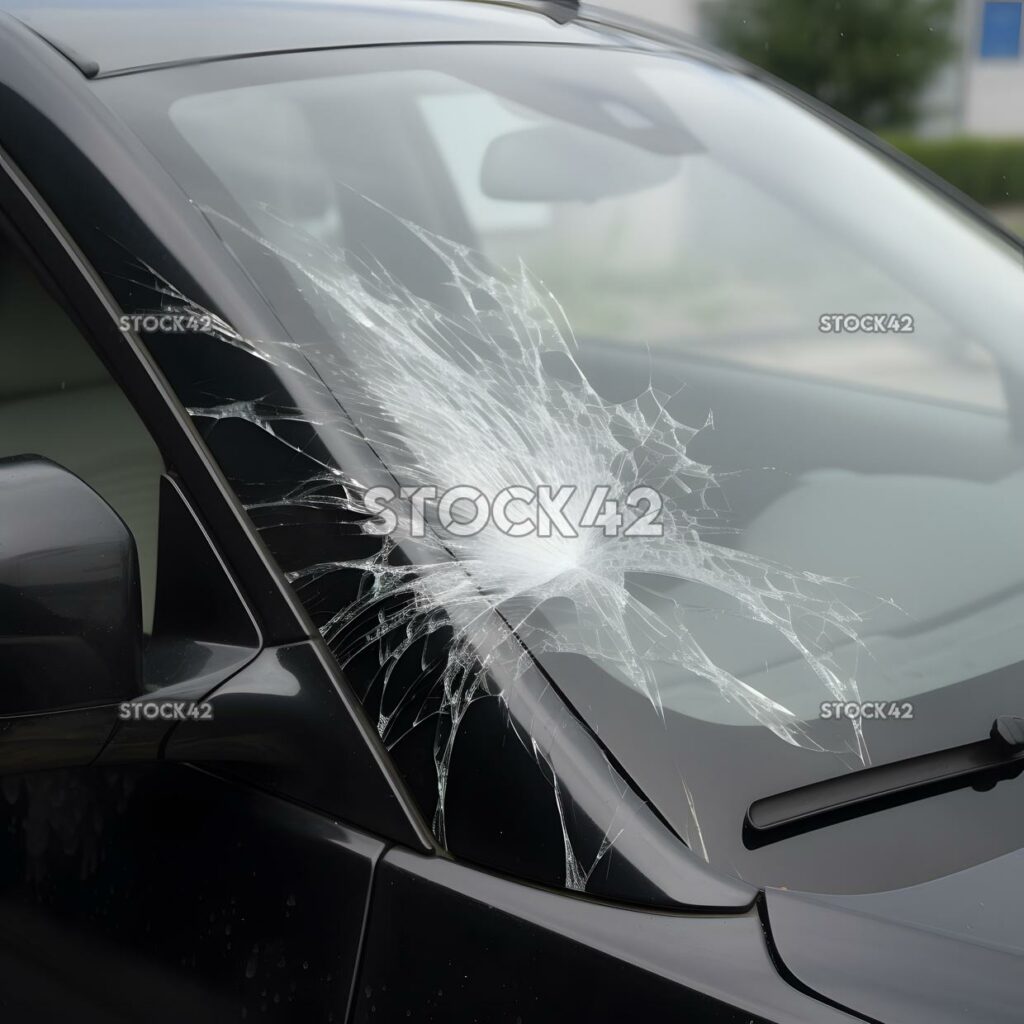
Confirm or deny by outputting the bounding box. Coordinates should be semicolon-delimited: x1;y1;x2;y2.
882;135;1024;207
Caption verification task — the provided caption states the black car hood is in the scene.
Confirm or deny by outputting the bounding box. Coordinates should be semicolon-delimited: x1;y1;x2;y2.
765;848;1024;1023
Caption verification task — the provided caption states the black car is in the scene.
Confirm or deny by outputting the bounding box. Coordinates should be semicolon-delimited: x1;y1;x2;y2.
1;1;1023;1021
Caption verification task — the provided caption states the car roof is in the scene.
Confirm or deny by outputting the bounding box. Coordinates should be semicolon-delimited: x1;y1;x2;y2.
1;0;669;78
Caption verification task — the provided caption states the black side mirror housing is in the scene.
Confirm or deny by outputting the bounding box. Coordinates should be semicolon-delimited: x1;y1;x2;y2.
0;456;142;714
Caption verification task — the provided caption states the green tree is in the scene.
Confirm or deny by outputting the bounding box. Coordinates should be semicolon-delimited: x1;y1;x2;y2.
708;0;957;130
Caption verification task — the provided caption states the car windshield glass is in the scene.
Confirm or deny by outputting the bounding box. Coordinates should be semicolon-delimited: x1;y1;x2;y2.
101;42;1024;892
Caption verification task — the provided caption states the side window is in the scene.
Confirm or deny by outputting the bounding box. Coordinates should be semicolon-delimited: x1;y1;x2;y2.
0;234;164;628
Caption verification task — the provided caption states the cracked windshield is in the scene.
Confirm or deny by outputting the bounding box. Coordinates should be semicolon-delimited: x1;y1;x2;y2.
107;42;1024;891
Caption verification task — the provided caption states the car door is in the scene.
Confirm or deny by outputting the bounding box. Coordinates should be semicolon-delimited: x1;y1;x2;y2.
0;197;412;1024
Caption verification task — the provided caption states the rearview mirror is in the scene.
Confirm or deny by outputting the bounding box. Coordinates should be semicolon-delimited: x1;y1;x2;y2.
481;123;684;203
0;456;142;714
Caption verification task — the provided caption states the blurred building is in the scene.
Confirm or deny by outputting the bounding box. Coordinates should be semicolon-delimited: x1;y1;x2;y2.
601;0;1024;135
957;0;1024;133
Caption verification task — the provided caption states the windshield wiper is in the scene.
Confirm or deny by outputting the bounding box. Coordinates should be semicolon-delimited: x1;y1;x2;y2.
744;716;1024;848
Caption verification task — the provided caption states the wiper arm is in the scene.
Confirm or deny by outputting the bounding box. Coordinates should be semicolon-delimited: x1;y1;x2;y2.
744;716;1024;848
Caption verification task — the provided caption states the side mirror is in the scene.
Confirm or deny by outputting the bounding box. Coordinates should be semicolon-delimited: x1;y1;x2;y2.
0;456;142;714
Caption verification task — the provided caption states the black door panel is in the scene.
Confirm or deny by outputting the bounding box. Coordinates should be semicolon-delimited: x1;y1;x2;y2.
0;762;382;1023
353;849;855;1024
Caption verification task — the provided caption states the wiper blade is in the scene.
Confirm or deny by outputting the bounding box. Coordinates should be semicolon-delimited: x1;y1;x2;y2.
744;716;1024;848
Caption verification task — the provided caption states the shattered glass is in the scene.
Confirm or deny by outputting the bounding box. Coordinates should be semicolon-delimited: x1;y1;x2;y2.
135;204;887;881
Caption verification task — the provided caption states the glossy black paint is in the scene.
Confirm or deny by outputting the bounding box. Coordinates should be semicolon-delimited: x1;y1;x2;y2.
0;761;382;1023
164;641;429;851
153;473;261;650
765;852;1024;1024
0;456;142;714
0;704;119;774
355;848;858;1024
